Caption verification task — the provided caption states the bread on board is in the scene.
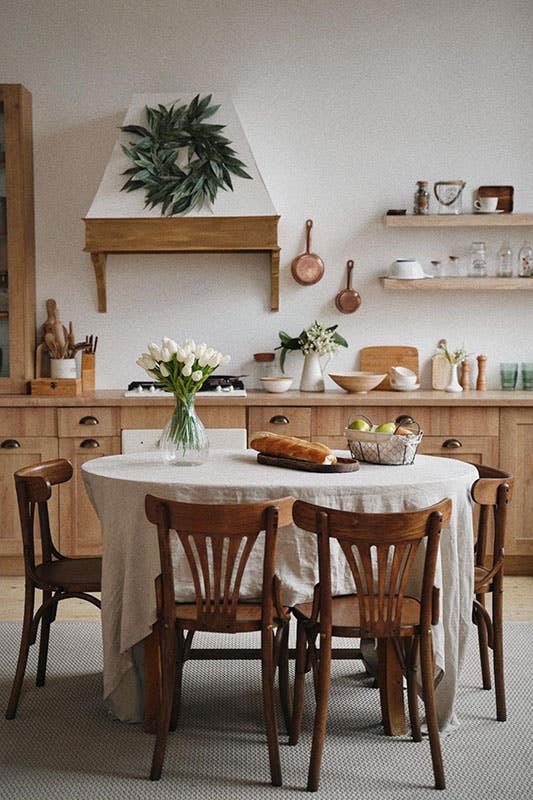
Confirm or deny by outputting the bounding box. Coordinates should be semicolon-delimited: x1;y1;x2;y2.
250;431;337;465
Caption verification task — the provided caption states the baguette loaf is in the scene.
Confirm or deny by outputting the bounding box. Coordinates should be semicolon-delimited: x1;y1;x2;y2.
250;431;337;465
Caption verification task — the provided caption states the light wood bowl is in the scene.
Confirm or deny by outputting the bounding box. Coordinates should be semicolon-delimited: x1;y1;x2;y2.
328;372;387;394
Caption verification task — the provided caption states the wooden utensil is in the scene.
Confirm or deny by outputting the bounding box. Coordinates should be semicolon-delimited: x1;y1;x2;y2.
335;260;361;313
44;331;60;359
360;346;419;390
291;219;325;285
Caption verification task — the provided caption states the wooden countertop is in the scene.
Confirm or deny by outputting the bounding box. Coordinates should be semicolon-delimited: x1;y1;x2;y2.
2;389;533;407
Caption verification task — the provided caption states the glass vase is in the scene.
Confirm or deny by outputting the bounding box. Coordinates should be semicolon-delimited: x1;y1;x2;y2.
159;394;209;465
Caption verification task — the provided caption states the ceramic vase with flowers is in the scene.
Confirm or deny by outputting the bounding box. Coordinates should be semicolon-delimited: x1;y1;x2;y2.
137;338;231;464
437;339;468;393
276;321;348;391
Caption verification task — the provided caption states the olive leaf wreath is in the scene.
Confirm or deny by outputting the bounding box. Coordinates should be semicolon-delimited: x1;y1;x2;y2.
120;94;252;215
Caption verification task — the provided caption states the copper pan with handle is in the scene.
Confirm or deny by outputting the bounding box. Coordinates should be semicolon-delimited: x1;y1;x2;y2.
335;260;361;313
291;219;325;285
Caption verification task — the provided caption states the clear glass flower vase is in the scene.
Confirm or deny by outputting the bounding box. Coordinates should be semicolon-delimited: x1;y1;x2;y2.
159;395;209;465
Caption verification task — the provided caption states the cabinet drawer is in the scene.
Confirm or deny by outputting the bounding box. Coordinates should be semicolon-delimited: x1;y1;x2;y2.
248;407;311;438
58;407;120;437
418;435;498;465
314;406;499;437
0;408;57;437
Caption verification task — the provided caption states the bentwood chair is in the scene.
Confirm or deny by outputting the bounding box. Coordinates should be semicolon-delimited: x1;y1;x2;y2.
469;463;513;721
289;498;452;792
144;494;294;785
5;459;102;719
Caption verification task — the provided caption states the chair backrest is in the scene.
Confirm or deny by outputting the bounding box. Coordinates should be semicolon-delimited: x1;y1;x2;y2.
14;459;73;577
145;494;294;632
469;463;513;580
292;498;452;637
121;427;247;453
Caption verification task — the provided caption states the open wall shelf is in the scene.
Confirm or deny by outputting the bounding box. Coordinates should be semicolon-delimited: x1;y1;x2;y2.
84;215;280;313
381;277;533;291
383;213;533;228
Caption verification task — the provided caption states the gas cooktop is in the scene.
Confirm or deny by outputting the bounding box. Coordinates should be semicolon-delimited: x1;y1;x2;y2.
124;377;247;398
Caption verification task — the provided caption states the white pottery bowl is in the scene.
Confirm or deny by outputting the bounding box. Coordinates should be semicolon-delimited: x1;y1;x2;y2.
260;376;293;393
387;259;433;279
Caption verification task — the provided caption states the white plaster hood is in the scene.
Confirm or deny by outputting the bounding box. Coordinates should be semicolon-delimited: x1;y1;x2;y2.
84;93;280;313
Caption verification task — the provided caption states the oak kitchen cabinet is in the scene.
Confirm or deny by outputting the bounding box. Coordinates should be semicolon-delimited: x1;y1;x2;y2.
0;392;531;574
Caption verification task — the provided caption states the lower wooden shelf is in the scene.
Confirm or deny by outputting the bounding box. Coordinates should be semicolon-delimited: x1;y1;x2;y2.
381;277;533;291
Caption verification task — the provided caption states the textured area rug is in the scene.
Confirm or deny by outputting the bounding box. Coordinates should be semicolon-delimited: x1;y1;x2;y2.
0;621;532;799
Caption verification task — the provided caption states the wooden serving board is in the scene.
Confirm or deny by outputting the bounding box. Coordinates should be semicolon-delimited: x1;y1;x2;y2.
257;453;359;473
431;353;450;390
359;346;419;390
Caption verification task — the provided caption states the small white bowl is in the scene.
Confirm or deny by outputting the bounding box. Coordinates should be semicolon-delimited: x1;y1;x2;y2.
387;259;433;280
260;376;293;393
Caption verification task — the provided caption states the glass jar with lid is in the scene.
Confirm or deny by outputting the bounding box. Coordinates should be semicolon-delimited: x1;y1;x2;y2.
413;181;430;215
469;242;487;278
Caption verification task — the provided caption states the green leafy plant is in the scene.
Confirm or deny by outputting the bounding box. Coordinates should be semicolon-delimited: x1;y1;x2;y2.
276;322;348;373
120;94;252;215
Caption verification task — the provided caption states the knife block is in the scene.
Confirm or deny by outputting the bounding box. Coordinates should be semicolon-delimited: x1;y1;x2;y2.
81;352;95;392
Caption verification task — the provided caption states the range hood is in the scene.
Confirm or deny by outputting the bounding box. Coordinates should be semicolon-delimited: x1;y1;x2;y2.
84;93;280;312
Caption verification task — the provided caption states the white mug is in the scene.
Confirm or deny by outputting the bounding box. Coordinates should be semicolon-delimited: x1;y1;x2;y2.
474;196;499;212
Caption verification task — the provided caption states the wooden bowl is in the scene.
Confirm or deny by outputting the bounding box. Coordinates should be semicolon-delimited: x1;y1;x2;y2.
328;372;387;394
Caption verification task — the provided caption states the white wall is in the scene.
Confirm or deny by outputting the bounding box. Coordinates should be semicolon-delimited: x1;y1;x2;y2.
1;0;532;389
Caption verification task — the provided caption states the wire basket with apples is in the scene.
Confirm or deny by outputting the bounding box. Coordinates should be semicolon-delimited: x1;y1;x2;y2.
344;414;423;465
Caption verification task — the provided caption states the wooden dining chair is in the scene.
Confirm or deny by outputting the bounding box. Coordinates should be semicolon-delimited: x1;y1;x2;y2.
5;459;102;720
469;463;513;721
289;497;452;792
144;493;294;785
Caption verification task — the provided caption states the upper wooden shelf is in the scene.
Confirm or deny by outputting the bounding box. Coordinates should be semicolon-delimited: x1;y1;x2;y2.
84;215;280;313
381;277;533;291
383;213;533;227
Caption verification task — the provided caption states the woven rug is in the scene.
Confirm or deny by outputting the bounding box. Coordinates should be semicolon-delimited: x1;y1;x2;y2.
0;620;532;799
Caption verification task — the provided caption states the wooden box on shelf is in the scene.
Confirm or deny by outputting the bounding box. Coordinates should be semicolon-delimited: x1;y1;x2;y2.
30;378;82;397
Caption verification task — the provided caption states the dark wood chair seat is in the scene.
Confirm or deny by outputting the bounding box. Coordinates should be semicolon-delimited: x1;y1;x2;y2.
5;459;102;720
469;463;513;722
144;494;295;785
289;498;451;792
35;557;102;592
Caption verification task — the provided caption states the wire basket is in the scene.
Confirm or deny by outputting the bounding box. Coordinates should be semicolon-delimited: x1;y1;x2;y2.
344;415;423;466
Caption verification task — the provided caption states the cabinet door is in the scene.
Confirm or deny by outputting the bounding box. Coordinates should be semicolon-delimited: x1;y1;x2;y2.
499;409;533;560
0;436;58;557
0;85;35;393
59;436;120;557
418;436;498;464
248;407;311;439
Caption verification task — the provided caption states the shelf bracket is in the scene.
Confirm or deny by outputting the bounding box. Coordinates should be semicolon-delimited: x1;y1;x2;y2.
90;252;107;313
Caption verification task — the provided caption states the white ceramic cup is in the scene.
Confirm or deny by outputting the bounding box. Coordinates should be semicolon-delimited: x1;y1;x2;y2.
389;366;417;388
474;196;499;212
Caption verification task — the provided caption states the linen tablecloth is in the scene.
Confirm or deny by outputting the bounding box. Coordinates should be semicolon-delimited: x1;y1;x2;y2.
82;451;477;729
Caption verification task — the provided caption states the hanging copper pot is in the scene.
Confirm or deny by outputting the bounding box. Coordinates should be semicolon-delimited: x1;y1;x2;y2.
291;219;325;285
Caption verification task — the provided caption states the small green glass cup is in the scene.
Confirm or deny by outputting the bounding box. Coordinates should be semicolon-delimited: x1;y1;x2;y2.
521;363;533;390
500;363;518;390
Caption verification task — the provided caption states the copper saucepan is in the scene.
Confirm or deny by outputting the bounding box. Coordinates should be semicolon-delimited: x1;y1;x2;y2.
335;260;361;313
291;219;325;285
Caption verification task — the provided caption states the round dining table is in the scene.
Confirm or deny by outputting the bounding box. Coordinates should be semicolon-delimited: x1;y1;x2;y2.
82;450;477;731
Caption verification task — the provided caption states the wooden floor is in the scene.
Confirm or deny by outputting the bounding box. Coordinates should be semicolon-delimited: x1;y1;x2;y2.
1;575;532;621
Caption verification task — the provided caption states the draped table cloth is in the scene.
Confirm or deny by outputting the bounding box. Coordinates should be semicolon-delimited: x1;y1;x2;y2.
82;450;477;729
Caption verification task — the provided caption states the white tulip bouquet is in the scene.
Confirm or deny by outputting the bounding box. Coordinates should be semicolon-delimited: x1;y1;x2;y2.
136;337;231;462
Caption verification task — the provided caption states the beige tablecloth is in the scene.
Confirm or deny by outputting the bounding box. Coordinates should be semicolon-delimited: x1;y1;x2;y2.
82;451;477;729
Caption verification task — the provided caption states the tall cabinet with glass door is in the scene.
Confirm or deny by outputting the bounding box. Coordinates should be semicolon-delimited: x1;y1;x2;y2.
0;84;35;393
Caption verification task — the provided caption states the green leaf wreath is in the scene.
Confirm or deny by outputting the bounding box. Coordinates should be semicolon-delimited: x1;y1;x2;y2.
120;94;253;215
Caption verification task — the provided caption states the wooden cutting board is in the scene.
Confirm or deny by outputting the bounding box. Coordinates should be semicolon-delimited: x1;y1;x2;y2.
359;346;419;390
431;353;450;390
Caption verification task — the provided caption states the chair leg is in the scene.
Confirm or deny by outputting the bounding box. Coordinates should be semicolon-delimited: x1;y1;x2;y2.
307;631;331;793
5;584;35;720
405;637;421;742
36;590;53;687
277;622;291;736
169;627;185;732
150;625;176;781
475;595;491;690
419;633;445;790
261;626;282;786
290;619;308;745
492;587;506;722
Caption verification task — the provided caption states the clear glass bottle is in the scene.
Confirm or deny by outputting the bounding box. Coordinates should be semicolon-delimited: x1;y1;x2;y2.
518;241;533;277
496;240;513;277
413;180;430;215
469;241;487;278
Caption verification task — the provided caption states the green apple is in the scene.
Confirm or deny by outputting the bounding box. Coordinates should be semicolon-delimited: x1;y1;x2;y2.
374;421;396;434
348;418;371;432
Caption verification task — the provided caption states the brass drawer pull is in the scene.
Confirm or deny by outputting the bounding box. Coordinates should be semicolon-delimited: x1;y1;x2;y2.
1;439;21;449
442;438;462;449
79;415;99;425
269;415;289;425
80;439;100;448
